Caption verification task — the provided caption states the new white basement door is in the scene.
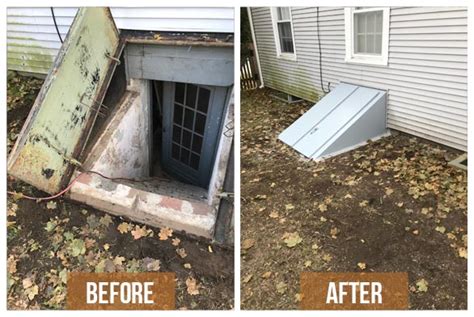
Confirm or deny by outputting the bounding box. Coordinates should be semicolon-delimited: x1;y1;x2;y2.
279;83;387;160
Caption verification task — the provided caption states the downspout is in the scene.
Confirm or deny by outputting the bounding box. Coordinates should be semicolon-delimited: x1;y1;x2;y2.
247;7;264;88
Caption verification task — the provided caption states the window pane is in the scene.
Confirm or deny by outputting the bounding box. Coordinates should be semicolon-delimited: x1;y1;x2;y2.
356;34;366;53
375;34;382;54
186;84;198;108
190;153;200;170
277;7;290;20
278;22;294;53
180;148;190;165
195;113;206;135
172;125;181;143
182;130;192;149
354;10;383;55
356;13;366;34
366;34;375;53
184;108;194;130
375;11;383;33
197;87;210;113
192;135;203;154
173;104;183;124
175;83;185;104
367;12;375;33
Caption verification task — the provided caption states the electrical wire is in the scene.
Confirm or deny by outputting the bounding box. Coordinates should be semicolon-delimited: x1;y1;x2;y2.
316;7;330;94
51;7;63;44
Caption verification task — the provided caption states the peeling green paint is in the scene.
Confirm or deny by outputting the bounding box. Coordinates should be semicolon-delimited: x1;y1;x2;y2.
7;8;121;194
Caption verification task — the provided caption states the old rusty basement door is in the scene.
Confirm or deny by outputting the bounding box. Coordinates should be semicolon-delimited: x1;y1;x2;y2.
7;7;123;194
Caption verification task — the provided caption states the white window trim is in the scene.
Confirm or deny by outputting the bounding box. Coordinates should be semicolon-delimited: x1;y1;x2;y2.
270;7;297;61
344;7;390;66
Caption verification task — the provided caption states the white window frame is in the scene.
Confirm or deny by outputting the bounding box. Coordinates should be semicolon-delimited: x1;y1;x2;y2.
344;7;390;66
270;7;297;61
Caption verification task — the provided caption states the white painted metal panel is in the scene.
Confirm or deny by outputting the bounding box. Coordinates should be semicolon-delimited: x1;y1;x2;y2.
279;83;386;160
250;6;467;150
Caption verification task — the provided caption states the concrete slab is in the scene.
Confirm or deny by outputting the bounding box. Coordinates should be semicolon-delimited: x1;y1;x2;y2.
69;172;216;238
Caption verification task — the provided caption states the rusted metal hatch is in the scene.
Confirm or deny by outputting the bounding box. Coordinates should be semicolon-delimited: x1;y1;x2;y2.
7;8;123;194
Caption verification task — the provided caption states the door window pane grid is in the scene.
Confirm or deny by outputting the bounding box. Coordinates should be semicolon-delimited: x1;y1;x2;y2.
171;82;210;170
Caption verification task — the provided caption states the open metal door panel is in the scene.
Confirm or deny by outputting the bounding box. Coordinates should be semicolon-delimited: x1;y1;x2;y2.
7;8;122;194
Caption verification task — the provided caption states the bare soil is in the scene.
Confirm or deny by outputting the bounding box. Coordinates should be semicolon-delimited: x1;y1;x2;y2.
7;72;234;310
240;88;467;310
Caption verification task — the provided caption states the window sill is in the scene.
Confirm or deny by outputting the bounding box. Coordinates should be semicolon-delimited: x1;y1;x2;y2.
345;56;387;66
277;53;297;61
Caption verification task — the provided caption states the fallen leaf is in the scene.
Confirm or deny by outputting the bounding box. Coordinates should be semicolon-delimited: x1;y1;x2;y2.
359;200;369;207
285;204;295;211
243;274;253;283
103;243;110;251
69;239;86;257
99;214;113;227
186;277;200;295
276;281;287;294
283;232;302;248
172;238;181;246
7;203;18;217
416;279;428;292
46;201;57;210
322;253;333;262
24;284;39;301
184;263;192;269
304;260;312;267
131;225;148;240
113;256;125;266
117;222;130;234
269;211;279;218
261;272;272;279
208;245;213;253
458;247;467;259
159;227;173;240
357;262;366;270
242;239;255;250
385;188;394;196
435;226;446;234
176;248;187;258
318;203;328;212
7;255;17;274
142;257;161;271
330;227;340;239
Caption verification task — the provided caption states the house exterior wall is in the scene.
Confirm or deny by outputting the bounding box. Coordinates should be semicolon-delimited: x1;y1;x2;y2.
250;7;467;151
7;7;234;74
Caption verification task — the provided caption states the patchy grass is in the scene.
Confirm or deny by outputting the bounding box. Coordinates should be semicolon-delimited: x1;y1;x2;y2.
7;72;234;310
241;88;467;310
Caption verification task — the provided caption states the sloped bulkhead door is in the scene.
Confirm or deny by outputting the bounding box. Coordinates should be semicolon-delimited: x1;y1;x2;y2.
7;8;122;194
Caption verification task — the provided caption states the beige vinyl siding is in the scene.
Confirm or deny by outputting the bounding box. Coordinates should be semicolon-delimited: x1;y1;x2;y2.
7;7;234;75
250;7;467;150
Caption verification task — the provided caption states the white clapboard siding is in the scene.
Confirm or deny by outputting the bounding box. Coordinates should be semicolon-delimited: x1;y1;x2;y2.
7;7;234;75
250;6;467;150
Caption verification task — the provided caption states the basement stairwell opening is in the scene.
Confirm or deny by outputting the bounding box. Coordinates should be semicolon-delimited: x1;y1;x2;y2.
7;8;234;240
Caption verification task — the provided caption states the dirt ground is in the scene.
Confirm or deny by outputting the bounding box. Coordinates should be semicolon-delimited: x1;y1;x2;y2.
6;72;234;310
241;88;467;310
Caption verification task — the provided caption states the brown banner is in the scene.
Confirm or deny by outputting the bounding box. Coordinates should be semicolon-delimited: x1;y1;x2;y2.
300;272;408;310
67;272;175;310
